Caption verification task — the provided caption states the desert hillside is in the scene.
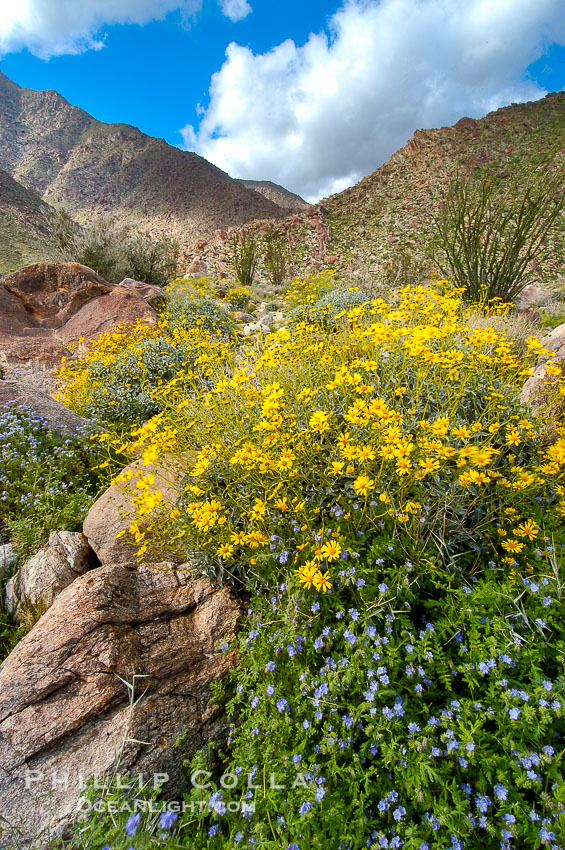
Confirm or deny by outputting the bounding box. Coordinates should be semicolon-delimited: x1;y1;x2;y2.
194;91;565;284
0;168;58;271
0;70;288;255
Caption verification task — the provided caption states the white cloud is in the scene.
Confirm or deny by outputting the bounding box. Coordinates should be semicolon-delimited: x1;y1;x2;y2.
182;0;565;202
219;0;252;23
0;0;247;57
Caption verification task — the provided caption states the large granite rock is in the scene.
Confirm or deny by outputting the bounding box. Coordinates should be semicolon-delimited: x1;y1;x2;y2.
118;278;166;307
0;563;240;844
0;281;66;370
521;322;565;405
4;532;98;623
0;381;93;435
0;543;17;579
2;263;111;329
0;264;158;373
542;322;565;355
59;288;157;353
83;461;183;566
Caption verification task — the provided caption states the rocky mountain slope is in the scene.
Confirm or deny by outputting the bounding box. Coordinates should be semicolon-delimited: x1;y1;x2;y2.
236;179;309;210
0;169;58;272
0;70;288;256
194;92;565;285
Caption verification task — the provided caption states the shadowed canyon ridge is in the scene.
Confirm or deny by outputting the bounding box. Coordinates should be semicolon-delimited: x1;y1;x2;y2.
0;69;298;269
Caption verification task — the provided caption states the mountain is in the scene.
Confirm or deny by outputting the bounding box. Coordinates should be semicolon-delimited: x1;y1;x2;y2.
0;70;288;257
196;92;565;284
0;169;59;272
236;179;309;211
315;91;565;280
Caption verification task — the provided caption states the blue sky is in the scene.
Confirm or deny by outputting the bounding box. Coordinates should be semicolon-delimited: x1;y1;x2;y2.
0;2;342;148
1;1;564;201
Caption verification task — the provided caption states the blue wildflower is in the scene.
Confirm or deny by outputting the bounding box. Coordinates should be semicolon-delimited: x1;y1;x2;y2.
125;814;141;837
159;810;178;830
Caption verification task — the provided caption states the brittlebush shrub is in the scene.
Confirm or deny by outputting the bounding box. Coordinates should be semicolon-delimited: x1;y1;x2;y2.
288;285;369;330
163;294;236;340
284;269;337;308
66;276;565;849
119;279;565;580
57;320;232;427
227;286;251;310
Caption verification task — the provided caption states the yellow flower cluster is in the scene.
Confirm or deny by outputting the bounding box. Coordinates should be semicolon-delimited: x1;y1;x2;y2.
284;270;336;308
79;277;565;589
56;308;231;420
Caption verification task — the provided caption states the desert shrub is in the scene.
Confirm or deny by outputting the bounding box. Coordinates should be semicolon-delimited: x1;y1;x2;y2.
231;230;258;287
69;336;202;425
284;269;337;308
167;277;218;299
380;245;432;289
114;281;565;585
164;295;236;340
429;159;565;304
540;301;565;330
122;231;179;287
265;300;279;312
227;286;251;309
263;231;288;287
289;286;369;330
0;612;25;663
0;404;110;560
51;208;180;285
58;291;235;426
52;208;122;282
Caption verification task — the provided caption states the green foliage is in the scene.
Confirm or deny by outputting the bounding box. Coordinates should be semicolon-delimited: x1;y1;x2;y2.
78;336;201;425
63;553;565;850
263;231;288;287
288;286;369;329
51;208;180;285
122;230;180;287
26;276;565;849
380;245;432;289
430;160;565;303
0;612;25;664
540;303;565;330
164;295;236;340
231;230;258;287
0;404;110;561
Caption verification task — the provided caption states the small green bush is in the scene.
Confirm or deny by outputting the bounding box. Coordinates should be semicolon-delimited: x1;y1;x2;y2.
288;286;369;329
82;336;200;425
227;287;251;309
0;613;25;663
540;304;565;330
164;295;236;340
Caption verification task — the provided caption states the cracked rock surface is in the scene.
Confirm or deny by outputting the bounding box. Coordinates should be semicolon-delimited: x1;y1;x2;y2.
0;562;240;844
4;531;99;622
